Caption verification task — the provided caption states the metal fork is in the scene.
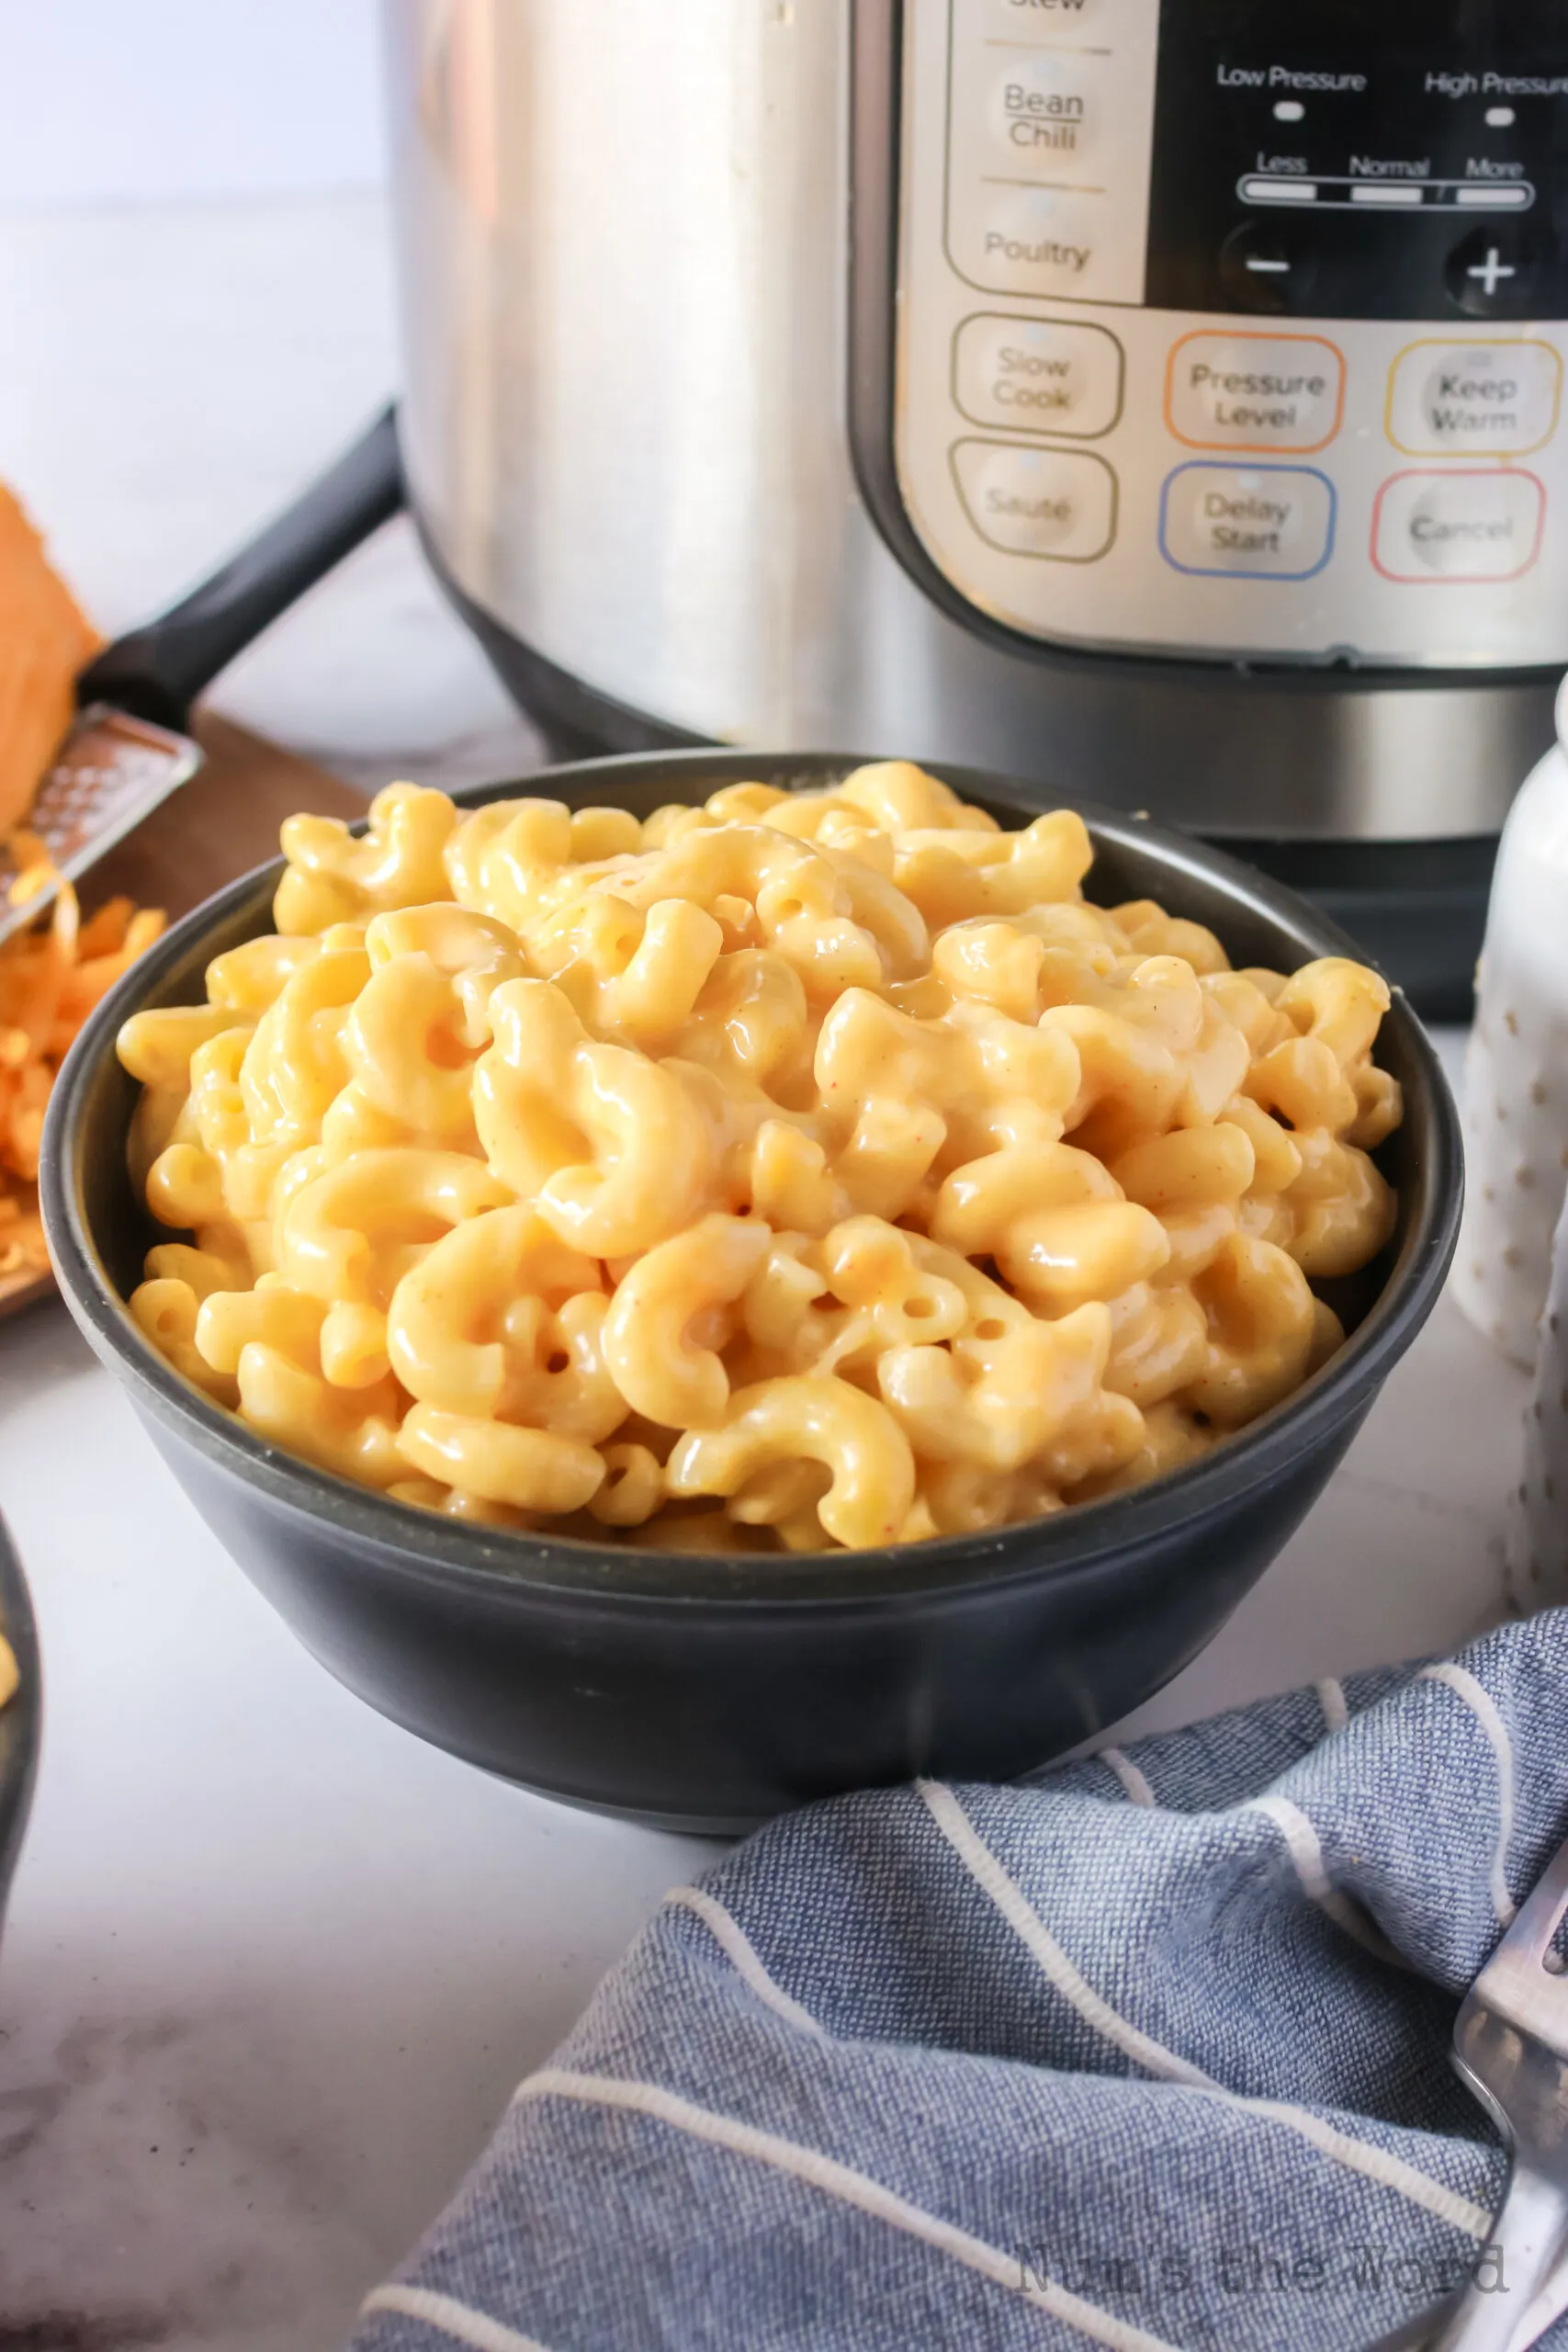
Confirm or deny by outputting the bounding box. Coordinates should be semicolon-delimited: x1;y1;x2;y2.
1398;1831;1568;2352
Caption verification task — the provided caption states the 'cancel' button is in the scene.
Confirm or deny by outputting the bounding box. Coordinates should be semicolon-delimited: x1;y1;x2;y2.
1372;467;1544;582
1158;462;1335;579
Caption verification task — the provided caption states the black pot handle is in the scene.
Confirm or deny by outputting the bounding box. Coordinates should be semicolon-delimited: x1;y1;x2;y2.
76;405;406;731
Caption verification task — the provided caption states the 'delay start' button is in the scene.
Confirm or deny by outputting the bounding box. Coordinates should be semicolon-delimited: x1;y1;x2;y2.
1165;333;1344;453
953;315;1123;438
1386;340;1562;458
1372;468;1545;582
951;440;1117;561
1158;462;1335;579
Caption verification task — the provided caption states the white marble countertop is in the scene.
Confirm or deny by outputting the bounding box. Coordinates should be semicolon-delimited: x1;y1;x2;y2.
0;190;1535;2348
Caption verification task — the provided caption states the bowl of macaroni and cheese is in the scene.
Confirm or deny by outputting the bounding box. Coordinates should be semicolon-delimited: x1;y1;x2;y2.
40;752;1461;1829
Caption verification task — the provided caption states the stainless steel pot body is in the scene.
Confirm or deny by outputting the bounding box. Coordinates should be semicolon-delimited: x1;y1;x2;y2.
380;0;1558;844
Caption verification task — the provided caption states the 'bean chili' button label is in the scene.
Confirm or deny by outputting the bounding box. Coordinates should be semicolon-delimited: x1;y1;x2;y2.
987;53;1104;175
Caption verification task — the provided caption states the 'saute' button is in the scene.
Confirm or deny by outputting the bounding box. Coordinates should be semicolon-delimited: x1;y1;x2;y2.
1372;468;1545;581
951;441;1117;560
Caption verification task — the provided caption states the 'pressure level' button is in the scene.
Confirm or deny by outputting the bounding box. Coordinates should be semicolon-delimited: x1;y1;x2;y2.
1166;333;1344;452
1371;469;1544;581
1386;340;1562;458
953;315;1123;438
1158;463;1335;579
951;441;1117;561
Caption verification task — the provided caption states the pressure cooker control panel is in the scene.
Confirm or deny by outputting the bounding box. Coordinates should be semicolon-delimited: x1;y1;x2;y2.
893;0;1568;666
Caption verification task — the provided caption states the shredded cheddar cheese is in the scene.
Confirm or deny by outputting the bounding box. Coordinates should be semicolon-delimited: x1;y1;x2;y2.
2;845;164;1289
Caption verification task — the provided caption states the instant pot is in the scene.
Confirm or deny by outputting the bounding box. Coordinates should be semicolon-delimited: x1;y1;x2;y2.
378;0;1568;1013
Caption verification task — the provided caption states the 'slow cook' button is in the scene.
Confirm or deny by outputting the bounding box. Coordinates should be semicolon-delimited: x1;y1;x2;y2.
1158;462;1335;578
952;440;1117;561
1165;332;1344;452
1386;339;1562;457
953;314;1123;438
1372;468;1544;581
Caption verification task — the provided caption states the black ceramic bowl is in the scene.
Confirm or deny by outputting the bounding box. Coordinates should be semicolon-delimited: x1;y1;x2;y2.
41;752;1461;1832
0;1514;41;1926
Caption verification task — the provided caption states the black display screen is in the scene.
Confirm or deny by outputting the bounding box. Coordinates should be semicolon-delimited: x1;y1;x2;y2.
1145;0;1568;319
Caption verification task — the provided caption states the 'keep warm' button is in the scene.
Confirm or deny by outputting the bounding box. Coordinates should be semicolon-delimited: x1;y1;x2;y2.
1158;462;1335;579
951;441;1117;561
1372;468;1545;582
1386;341;1562;458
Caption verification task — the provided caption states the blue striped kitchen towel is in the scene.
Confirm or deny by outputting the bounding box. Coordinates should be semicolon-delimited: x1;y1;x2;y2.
349;1610;1568;2352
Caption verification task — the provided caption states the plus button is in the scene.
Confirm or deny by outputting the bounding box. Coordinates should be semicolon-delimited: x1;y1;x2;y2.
1467;246;1516;298
1446;226;1534;315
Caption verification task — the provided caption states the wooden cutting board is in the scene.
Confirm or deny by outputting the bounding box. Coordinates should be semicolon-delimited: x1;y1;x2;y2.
2;709;368;1323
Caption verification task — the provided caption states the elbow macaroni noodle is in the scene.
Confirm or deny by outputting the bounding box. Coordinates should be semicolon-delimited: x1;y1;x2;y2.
119;763;1401;1554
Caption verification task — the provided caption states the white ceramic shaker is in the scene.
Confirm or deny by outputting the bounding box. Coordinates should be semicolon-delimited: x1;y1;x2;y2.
1506;1171;1568;1609
1453;677;1568;1370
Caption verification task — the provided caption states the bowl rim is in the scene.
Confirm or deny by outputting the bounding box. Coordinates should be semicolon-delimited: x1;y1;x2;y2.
0;1511;42;1902
39;747;1463;1609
